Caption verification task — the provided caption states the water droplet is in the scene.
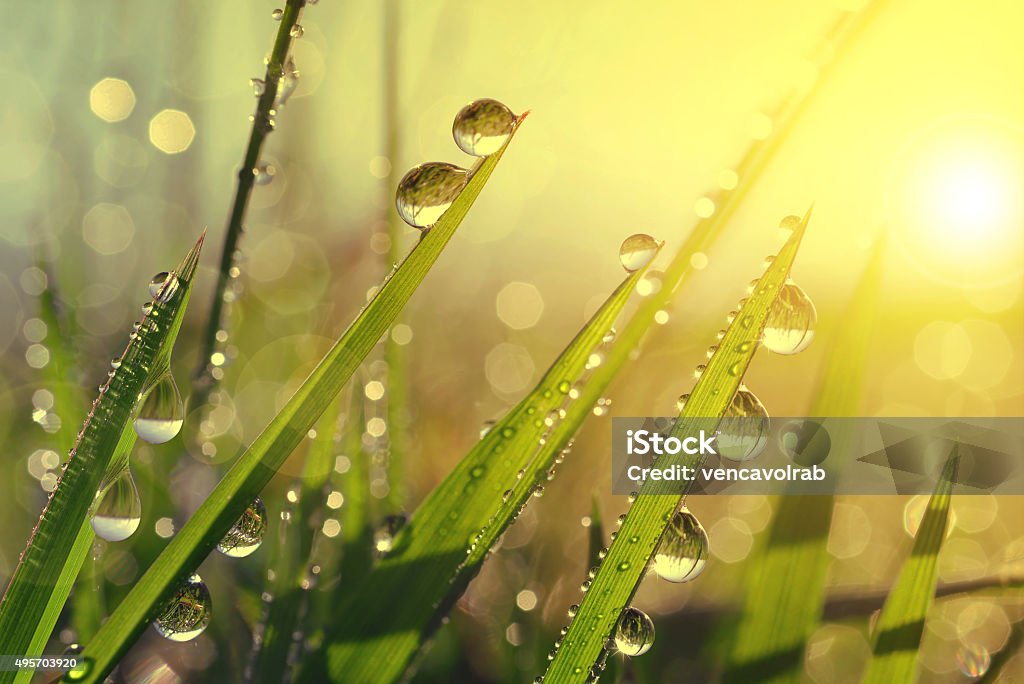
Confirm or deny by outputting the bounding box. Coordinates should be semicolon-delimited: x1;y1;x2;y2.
148;272;180;304
653;509;709;582
251;78;266;96
532;485;545;498
110;358;122;370
676;393;690;412
717;388;769;462
374;514;407;555
479;419;496;439
762;282;816;355
217;498;267;558
133;373;184;444
603;328;617;344
558;380;572;394
619;234;659;273
289;24;304;38
778;419;831;466
614;607;655;656
153;573;212;642
568;604;579;617
956;644;991;679
253;162;276;185
90;467;142;542
141;302;154;316
274;56;299;108
693;364;706;379
452;98;516;156
779;215;801;231
271;8;283;20
395;162;469;229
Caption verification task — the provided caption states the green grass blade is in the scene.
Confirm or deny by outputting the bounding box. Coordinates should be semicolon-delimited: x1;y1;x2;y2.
73;122;524;683
723;238;887;683
545;211;811;683
0;235;204;679
319;247;658;683
252;394;341;683
861;450;959;684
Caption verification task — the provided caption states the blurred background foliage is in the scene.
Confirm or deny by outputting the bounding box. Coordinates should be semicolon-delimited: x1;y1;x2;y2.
1;0;1022;681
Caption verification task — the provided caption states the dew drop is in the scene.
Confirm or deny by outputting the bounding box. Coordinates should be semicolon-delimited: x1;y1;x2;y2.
614;607;655;656
779;215;801;231
778;419;831;467
693;364;706;379
619;234;659;273
141;302;154;316
133;373;184;444
153;573;212;642
956;643;991;679
289;24;304;38
274;57;300;108
217;497;267;558
675;393;690;412
251;78;266;96
452;98;516;157
653;508;709;582
110;358;122;370
395;162;469;229
717;388;769;462
479;419;496;439
374;514;407;555
148;272;180;304
271;8;283;20
762;282;816;355
568;604;580;618
90;467;142;542
253;162;276;186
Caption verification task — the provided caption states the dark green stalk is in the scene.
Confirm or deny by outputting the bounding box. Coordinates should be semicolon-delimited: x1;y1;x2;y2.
190;0;306;409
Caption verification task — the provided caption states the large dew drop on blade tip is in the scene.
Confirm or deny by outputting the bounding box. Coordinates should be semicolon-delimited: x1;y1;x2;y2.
133;372;185;444
619;234;659;273
148;272;180;304
762;281;816;355
653;508;709;583
395;162;469;229
217;497;268;558
153;573;212;642
90;468;142;542
614;607;655;656
452;98;516;157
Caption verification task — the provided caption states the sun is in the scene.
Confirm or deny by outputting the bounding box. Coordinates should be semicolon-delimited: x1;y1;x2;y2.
887;115;1024;288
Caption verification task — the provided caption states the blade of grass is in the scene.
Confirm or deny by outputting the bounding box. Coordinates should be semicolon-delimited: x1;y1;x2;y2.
545;211;811;683
0;235;204;681
318;245;660;683
723;237;887;683
251;393;342;683
33;259;105;643
73;121;525;683
190;0;306;410
860;449;959;684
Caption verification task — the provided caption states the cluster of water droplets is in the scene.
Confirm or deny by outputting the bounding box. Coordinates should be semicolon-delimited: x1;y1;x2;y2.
542;216;819;678
395;98;519;230
88;272;187;543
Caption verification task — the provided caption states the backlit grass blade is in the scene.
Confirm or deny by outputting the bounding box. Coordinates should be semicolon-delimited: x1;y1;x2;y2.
723;237;887;683
0;234;204;681
861;449;959;684
73;122;524;683
545;211;811;683
251;394;342;683
318;245;659;683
